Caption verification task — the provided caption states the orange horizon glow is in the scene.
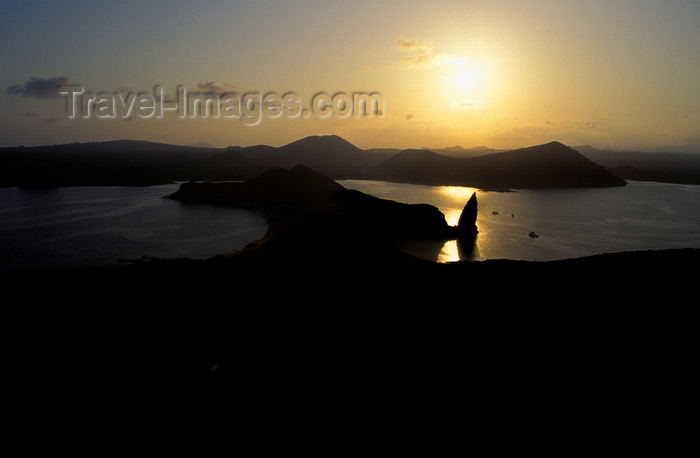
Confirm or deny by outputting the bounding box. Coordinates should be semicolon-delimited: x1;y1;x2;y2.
1;1;698;152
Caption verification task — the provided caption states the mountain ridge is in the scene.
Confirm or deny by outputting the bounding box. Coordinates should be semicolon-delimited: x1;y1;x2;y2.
573;145;700;185
374;140;626;189
0;134;659;188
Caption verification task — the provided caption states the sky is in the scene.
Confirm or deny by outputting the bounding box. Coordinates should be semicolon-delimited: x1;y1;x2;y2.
1;0;699;151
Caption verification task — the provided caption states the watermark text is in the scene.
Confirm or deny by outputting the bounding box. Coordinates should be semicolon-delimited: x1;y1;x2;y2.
59;86;384;126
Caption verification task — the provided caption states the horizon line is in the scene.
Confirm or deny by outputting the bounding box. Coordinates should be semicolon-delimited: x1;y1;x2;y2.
1;134;699;154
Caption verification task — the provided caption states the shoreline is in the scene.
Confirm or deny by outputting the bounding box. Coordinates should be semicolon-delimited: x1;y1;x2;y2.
5;242;698;286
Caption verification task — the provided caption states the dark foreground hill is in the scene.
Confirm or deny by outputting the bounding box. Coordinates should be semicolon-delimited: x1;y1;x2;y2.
3;237;697;456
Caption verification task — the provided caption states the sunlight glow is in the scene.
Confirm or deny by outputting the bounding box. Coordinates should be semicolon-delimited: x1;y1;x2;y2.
438;186;480;225
444;68;481;91
439;186;479;200
437;240;461;263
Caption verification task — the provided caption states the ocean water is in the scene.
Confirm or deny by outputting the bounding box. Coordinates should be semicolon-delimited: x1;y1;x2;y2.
339;179;700;263
0;184;269;271
1;180;699;270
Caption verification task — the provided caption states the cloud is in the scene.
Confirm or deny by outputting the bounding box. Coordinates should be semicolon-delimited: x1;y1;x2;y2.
401;51;469;68
394;37;432;52
401;53;432;67
394;37;469;69
6;76;74;99
196;81;241;95
110;86;176;104
156;94;177;104
451;99;490;112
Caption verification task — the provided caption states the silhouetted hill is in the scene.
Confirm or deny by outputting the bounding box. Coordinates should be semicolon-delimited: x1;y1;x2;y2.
186;149;259;181
186;135;390;181
167;165;474;252
575;145;700;169
430;145;507;158
235;134;386;177
236;164;348;207
575;145;700;185
0;135;657;188
374;141;626;189
2;139;215;157
373;149;462;184
364;147;402;156
470;141;626;187
0;140;217;187
169;164;372;211
243;135;357;166
185;142;217;148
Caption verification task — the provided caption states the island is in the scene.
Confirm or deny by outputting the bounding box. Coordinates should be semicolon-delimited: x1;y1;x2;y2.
166;164;479;262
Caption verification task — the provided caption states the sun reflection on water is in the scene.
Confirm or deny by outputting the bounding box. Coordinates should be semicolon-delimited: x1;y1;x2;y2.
400;235;480;264
437;240;461;263
341;180;484;263
437;186;480;225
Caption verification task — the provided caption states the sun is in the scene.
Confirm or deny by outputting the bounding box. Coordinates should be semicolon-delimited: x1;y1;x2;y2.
444;67;481;91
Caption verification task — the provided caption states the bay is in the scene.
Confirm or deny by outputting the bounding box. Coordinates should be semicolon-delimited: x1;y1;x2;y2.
1;180;699;270
0;184;269;271
338;179;700;263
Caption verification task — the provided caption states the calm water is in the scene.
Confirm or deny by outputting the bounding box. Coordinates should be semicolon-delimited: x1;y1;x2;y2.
1;180;699;270
339;179;700;263
0;184;269;271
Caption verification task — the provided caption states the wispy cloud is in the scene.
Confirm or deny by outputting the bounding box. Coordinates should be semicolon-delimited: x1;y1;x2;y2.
394;37;469;69
451;99;490;112
196;81;241;95
394;37;432;52
156;93;177;104
6;76;74;99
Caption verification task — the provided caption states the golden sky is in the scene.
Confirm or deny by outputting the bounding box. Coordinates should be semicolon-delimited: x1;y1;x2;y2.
1;0;699;151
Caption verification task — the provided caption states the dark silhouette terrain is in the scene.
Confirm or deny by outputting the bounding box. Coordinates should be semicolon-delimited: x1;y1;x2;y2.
575;144;700;185
374;141;626;189
166;165;479;258
3;229;697;455
0;139;215;187
4;135;699;190
1;140;698;457
0;136;629;189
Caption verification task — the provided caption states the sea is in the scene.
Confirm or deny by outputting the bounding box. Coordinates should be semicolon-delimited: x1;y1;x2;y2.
1;179;699;271
0;184;268;271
